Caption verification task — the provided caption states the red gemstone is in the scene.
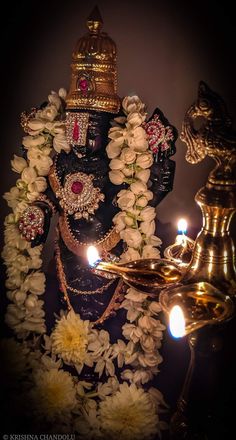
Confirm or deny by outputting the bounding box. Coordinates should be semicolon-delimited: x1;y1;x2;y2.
79;79;88;92
72;119;79;142
29;213;36;220
71;181;83;194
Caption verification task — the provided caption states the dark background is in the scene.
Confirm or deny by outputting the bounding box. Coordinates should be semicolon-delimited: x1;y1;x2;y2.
0;1;236;438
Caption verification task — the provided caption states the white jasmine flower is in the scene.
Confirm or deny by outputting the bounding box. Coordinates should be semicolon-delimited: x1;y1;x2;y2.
143;190;154;201
122;166;134;177
120;228;142;248
11;155;28;174
5;303;25;329
127;127;148;152
51;310;93;372
148;235;162;247
27;146;53;176
120;247;141;263
22;271;46;295
94;348;115;378
124;215;135;226
138;352;163;368
125;288;147;303
36;104;58;122
28;119;45;132
113;211;126;232
130;180;147;195
3;187;21;209
13;290;27;305
140;334;157;352
109;158;125;170
133;368;155;385
11;254;31;273
149;301;162;315
22;135;45;149
53;132;70;153
122;323;143;343
140;220;156;236
1;245;20;263
138;315;159;332
48;91;61;110
25;294;39;310
136;153;154;169
135;169;150;183
29;176;47;194
30;369;77;422
122;95;146;115
112;340;137;368
127;112;146;128
5;270;23;289
99;382;159;440
120;147;137;164
122;368;155;385
4;224;29;250
109;170;125;185
88;329;110;359
106;140;122;159
59;88;67;99
97;377;120;399
139;206;156;222
108;126;127;146
14;200;29;216
117;190;136;210
122;298;144;322
20;166;38;184
142;245;160;259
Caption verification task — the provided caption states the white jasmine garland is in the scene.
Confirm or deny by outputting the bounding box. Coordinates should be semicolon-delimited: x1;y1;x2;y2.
106;95;162;261
2;91;167;437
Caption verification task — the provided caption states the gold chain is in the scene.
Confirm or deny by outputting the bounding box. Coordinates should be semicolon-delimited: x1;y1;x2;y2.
65;275;115;295
55;238;124;325
55;240;115;295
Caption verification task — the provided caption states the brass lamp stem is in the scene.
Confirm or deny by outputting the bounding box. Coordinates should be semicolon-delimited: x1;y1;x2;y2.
170;332;198;439
180;81;236;296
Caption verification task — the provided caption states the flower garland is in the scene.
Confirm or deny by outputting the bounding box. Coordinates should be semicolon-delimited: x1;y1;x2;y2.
2;91;169;437
106;95;162;262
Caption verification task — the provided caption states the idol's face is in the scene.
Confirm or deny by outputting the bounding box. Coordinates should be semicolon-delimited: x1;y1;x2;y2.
65;110;115;153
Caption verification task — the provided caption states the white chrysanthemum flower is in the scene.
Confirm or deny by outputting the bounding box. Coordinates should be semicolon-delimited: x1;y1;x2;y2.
51;311;93;372
99;382;159;440
30;369;77;422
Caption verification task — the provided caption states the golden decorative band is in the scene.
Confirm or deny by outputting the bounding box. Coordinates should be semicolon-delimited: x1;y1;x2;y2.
59;213;121;257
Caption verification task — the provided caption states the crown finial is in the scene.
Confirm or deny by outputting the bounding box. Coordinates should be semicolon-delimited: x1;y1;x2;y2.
87;6;103;33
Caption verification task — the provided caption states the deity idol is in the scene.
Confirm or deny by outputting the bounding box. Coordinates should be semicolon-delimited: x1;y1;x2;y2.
18;8;177;329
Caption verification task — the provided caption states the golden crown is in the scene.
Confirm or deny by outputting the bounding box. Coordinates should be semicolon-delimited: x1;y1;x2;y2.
66;7;120;113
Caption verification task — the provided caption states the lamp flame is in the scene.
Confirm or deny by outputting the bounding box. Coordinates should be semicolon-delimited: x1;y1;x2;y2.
177;218;188;234
169;305;186;338
87;246;100;267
